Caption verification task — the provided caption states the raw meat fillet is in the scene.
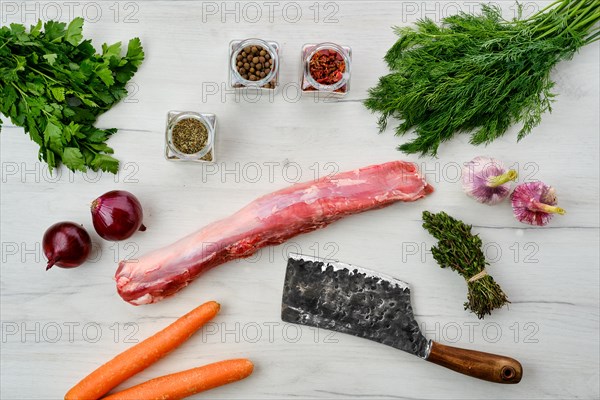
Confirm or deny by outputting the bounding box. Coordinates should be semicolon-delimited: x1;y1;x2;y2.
116;161;433;305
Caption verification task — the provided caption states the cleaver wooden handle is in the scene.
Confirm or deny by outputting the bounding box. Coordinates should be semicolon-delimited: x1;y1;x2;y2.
426;341;522;384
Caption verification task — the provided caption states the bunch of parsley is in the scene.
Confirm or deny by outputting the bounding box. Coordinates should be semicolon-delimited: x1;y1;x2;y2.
0;18;144;173
365;1;600;156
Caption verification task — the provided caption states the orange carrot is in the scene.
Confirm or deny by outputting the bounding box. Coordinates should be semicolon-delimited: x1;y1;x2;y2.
65;301;220;400
103;359;254;400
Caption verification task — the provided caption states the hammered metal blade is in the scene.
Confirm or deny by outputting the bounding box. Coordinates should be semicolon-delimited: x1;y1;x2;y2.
281;254;430;358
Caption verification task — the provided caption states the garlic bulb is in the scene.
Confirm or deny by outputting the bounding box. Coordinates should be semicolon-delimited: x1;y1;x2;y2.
511;181;565;226
462;156;518;205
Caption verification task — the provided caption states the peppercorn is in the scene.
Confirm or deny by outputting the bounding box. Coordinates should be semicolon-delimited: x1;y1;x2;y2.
233;43;276;89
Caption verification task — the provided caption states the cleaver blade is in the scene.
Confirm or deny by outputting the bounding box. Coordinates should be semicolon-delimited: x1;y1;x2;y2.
282;254;523;384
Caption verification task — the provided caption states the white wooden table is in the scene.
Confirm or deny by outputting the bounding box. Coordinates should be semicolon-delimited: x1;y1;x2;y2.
1;1;599;398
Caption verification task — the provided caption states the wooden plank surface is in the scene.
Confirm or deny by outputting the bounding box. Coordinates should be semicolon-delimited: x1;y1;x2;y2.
1;1;599;398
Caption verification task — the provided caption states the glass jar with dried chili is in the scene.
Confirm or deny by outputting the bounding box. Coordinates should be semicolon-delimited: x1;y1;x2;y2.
301;42;351;96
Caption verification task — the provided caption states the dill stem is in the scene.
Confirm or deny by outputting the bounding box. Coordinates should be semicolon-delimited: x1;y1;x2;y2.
532;0;596;39
529;0;565;20
571;9;600;34
584;30;600;44
567;2;600;30
529;0;572;33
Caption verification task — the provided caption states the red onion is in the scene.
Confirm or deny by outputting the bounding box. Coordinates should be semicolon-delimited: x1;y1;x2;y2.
43;222;92;270
91;190;146;241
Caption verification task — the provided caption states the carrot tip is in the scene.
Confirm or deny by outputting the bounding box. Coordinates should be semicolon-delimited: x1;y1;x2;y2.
246;359;254;372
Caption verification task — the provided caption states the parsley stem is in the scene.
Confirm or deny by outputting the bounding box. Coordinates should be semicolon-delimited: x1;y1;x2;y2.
27;66;60;84
10;83;30;113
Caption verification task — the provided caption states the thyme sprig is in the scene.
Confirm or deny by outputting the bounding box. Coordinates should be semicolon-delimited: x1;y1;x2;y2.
422;211;509;319
365;1;600;156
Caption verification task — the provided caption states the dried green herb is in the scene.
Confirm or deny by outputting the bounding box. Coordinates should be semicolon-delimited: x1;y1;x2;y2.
365;1;600;156
172;118;208;154
422;210;509;319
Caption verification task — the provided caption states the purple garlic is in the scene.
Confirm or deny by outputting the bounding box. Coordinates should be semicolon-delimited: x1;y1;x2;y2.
462;156;518;205
511;181;565;226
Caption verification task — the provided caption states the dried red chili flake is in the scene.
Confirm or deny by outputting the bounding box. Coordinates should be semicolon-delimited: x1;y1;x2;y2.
309;49;346;85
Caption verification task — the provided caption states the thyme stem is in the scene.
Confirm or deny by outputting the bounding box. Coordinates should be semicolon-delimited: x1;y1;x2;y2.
422;211;510;319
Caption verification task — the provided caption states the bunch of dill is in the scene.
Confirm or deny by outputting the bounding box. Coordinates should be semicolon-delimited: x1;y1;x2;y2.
365;1;600;156
422;211;509;319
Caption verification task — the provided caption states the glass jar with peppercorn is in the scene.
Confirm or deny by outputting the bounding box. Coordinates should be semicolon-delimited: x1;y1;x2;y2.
229;38;280;90
301;42;351;97
165;111;216;163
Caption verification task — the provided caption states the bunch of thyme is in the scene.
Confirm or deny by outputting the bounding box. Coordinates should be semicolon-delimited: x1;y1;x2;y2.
422;211;509;319
365;0;600;156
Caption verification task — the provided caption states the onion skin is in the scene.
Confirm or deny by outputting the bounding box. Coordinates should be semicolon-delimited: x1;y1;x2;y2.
91;190;146;241
43;222;91;270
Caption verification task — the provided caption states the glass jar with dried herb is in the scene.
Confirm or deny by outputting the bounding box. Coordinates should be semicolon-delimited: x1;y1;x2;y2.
165;111;216;163
301;42;352;97
229;38;280;90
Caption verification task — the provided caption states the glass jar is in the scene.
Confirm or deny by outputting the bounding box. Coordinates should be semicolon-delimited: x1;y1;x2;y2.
165;111;216;163
301;42;352;97
229;38;280;90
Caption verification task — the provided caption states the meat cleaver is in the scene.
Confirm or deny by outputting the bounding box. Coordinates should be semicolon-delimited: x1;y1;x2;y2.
281;254;522;384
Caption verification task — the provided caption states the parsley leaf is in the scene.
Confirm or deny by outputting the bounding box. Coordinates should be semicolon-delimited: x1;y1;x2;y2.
43;53;57;65
96;65;115;87
0;18;144;173
126;38;144;68
65;17;84;46
62;147;86;171
92;154;119;174
44;121;63;153
43;20;66;42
